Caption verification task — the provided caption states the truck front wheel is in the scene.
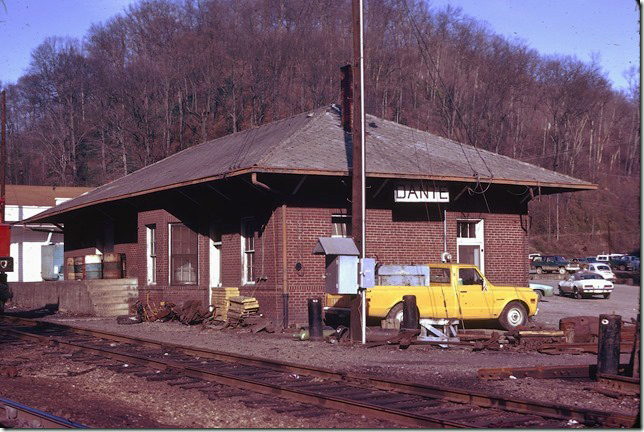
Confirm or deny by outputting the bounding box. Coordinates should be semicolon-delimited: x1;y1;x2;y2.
499;301;527;330
535;267;543;274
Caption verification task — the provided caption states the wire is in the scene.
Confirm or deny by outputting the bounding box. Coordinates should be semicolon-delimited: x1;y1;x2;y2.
400;0;494;180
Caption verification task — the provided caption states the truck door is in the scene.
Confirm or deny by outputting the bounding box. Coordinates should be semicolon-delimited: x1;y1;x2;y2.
428;266;458;318
456;267;495;319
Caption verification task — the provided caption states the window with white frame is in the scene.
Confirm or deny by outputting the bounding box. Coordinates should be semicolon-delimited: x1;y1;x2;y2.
146;224;157;284
457;221;478;238
170;223;198;285
241;218;255;284
331;214;352;237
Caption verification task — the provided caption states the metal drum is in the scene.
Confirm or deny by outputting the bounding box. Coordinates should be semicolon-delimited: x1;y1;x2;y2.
73;256;84;280
103;253;123;279
85;254;103;280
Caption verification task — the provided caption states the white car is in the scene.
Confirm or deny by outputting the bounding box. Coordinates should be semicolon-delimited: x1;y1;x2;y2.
586;262;616;281
558;272;614;299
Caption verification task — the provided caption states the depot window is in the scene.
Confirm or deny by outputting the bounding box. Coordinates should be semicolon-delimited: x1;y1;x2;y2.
457;221;477;238
241;218;255;284
170;223;198;285
331;214;352;237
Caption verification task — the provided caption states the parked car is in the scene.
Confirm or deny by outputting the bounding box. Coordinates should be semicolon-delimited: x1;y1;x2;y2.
325;263;539;330
530;255;580;274
585;262;616;281
609;255;640;271
558;271;614;299
596;254;623;263
529;282;554;300
571;257;591;269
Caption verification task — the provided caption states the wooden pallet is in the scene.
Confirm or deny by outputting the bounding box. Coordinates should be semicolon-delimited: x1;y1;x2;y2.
227;296;260;321
212;287;240;320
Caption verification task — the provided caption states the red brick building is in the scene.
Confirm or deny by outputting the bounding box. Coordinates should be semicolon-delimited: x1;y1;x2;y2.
28;105;595;325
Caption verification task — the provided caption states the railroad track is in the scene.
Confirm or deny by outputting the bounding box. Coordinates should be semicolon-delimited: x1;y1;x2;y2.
0;397;88;428
0;316;637;428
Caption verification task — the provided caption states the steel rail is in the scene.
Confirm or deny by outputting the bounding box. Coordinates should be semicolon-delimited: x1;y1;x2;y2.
0;397;88;428
0;316;637;428
1;326;463;428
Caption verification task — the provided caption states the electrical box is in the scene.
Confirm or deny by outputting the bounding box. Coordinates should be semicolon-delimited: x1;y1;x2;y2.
360;258;376;288
325;255;358;294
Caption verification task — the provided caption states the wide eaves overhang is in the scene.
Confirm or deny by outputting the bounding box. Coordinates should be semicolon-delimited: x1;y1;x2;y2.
26;105;596;224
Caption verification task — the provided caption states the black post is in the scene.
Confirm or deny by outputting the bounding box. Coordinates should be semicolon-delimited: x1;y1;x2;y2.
307;298;323;341
597;314;621;375
401;295;419;330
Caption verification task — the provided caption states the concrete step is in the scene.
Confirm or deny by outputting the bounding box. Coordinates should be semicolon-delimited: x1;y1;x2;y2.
94;306;131;317
86;284;138;292
88;290;138;300
86;278;138;287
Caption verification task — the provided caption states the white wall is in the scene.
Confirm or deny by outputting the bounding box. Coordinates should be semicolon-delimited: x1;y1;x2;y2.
6;204;64;282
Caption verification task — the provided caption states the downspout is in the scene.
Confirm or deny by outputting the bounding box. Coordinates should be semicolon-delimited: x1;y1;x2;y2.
252;172;272;191
281;204;289;328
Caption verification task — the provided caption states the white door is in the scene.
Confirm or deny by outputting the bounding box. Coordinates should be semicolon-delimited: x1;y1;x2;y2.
456;220;485;273
209;224;222;310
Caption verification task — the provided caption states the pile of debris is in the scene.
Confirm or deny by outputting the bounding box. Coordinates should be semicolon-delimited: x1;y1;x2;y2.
117;294;276;334
117;299;213;326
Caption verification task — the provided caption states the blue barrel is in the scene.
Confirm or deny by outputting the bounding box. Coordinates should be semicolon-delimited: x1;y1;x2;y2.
85;254;103;280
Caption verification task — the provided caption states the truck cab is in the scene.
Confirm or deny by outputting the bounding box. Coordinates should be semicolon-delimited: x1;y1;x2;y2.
324;263;538;331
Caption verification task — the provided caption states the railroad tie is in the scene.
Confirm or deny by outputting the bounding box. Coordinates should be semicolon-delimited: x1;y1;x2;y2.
179;382;217;390
388;399;442;410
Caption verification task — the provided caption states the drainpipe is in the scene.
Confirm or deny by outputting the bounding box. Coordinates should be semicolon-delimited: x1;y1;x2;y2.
281;204;289;328
251;172;272;192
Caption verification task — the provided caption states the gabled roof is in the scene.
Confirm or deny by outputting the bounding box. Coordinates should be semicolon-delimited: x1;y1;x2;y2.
29;105;595;221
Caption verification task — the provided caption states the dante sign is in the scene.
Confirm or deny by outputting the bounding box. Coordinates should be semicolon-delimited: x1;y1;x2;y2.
394;184;449;203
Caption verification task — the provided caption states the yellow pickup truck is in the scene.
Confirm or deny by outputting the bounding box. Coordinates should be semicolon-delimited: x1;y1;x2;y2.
324;263;538;330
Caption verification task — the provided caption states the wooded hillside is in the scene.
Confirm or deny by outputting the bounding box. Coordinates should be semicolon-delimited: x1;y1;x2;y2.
1;0;639;255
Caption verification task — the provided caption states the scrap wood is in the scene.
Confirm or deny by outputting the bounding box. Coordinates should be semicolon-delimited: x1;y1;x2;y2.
366;329;420;348
472;332;502;351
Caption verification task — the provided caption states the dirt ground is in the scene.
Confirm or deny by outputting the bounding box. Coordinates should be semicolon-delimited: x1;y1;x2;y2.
0;307;639;428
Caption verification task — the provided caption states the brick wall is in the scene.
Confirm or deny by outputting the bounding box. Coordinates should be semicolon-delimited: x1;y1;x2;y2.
281;206;529;323
61;198;528;326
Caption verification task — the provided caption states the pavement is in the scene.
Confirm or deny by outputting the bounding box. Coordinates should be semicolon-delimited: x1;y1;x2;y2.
530;279;640;328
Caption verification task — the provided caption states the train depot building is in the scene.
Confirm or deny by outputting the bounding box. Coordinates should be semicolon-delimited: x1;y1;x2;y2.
24;105;595;325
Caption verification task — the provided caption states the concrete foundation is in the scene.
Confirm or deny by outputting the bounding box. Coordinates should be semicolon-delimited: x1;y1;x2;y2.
7;279;138;316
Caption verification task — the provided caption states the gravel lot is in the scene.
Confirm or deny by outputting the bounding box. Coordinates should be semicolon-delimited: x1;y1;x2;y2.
0;280;640;427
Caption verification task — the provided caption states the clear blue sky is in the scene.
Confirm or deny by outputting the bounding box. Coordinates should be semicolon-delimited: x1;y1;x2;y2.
0;0;131;85
0;0;641;91
430;0;641;92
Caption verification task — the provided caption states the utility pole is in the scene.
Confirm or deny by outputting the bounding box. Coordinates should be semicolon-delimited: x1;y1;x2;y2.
1;90;5;223
351;0;367;344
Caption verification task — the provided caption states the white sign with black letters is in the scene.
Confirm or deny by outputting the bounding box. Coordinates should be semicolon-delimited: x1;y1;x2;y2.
394;183;449;203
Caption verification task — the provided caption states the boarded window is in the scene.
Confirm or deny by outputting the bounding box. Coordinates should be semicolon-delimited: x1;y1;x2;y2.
170;223;198;285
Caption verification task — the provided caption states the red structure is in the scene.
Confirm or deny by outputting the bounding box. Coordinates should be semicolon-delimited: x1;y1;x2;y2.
26;105;596;325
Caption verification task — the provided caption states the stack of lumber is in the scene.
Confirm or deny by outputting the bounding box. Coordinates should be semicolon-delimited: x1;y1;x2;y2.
227;296;260;322
212;287;240;320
